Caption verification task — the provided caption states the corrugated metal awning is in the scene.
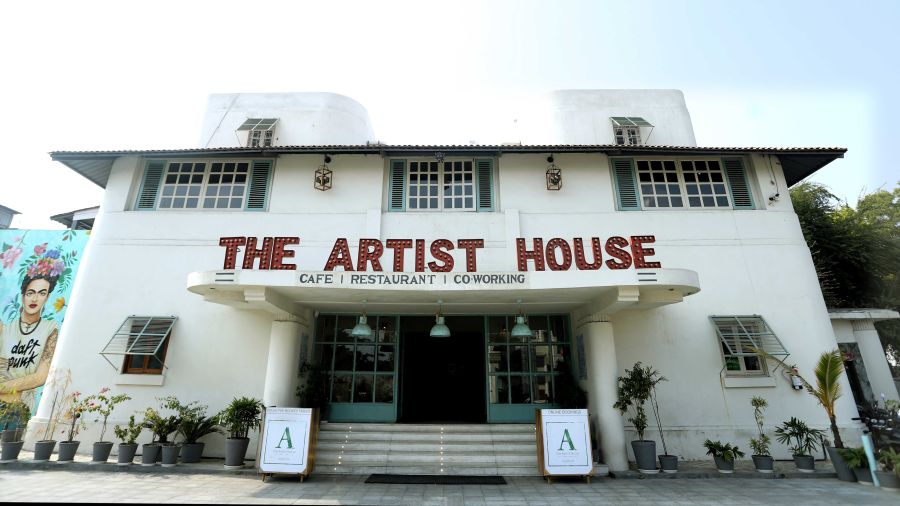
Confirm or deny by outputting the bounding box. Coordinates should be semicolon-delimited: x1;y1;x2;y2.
99;316;177;371
710;315;789;358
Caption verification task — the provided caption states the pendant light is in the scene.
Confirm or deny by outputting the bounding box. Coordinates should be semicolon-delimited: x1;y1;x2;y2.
350;300;373;339
511;299;533;339
430;300;451;338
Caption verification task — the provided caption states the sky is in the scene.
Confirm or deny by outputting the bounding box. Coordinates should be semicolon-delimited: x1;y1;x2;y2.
1;0;897;229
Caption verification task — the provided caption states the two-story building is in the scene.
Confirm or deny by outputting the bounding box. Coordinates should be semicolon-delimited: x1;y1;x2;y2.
35;90;869;472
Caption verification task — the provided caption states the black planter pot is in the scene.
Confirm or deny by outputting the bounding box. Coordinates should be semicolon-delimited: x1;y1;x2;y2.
57;441;80;462
117;443;137;465
160;444;180;467
630;440;657;473
140;444;160;466
713;455;735;473
33;440;56;461
181;443;205;464
853;467;873;484
825;446;856;482
1;441;24;462
658;454;678;473
792;454;815;473
224;437;250;468
875;470;900;490
751;455;774;473
92;442;114;463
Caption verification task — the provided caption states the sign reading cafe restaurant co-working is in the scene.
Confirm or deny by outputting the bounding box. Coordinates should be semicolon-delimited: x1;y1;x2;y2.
218;235;662;276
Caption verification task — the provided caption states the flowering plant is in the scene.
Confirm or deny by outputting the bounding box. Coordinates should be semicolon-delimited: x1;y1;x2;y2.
85;387;131;442
62;391;89;442
26;248;65;279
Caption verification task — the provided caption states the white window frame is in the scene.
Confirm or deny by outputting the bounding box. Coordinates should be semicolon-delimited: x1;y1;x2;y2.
406;159;476;212
635;157;733;210
614;126;641;146
157;160;251;210
248;129;274;148
720;335;769;377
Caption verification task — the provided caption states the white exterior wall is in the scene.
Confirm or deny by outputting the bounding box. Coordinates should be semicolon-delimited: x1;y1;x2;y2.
31;147;860;460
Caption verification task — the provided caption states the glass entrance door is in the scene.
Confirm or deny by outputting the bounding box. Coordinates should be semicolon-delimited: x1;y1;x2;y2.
399;315;486;423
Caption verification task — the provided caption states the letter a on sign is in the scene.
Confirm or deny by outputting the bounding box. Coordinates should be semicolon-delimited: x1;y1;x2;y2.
276;427;293;449
558;429;575;451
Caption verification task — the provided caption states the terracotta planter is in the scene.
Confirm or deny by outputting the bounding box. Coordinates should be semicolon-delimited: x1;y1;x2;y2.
33;440;56;461
117;443;137;465
57;441;80;462
92;441;114;463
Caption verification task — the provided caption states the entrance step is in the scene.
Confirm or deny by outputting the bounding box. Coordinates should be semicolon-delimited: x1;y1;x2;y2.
314;422;538;476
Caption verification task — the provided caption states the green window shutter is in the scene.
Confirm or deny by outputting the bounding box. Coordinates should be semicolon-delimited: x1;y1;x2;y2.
136;160;166;210
246;159;273;211
388;159;406;212
722;158;755;209
611;158;641;211
475;158;494;211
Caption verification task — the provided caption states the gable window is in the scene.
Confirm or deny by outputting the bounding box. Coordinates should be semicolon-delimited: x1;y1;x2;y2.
99;316;177;375
611;117;652;146
237;118;278;147
710;315;788;377
388;158;494;212
135;159;273;211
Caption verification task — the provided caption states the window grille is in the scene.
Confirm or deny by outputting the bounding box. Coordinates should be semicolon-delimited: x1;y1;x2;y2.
710;315;788;375
100;316;177;371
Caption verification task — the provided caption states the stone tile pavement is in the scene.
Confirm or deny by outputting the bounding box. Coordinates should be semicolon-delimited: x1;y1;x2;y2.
2;464;899;505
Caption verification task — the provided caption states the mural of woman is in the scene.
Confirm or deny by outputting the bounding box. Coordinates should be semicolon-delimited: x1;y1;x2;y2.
0;248;65;404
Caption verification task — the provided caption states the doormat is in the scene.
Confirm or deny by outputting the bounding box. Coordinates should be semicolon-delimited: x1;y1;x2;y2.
365;474;507;485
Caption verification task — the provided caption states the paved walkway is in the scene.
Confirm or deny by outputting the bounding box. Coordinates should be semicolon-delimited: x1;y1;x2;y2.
2;466;899;505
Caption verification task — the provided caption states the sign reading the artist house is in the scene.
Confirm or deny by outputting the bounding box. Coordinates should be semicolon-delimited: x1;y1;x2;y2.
536;409;593;477
218;235;662;273
258;407;317;476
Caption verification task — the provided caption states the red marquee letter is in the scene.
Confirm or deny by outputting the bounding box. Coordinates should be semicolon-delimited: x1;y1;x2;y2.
386;239;413;272
516;238;545;271
631;235;662;269
324;238;355;271
605;236;632;270
573;237;602;270
242;237;274;270
545;238;573;271
428;239;455;272
357;239;385;272
271;237;300;270
457;239;484;272
219;237;246;269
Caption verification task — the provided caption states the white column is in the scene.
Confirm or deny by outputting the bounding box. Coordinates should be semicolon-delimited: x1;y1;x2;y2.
852;320;900;402
581;317;629;471
263;317;303;407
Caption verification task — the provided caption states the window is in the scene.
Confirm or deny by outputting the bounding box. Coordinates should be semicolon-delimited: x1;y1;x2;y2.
136;159;272;212
407;160;475;211
388;158;494;212
314;315;396;404
99;316;177;375
611;117;652;146
237;118;278;147
487;315;571;405
637;159;731;209
710;315;788;377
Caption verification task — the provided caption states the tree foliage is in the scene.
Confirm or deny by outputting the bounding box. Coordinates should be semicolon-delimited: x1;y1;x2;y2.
791;182;900;370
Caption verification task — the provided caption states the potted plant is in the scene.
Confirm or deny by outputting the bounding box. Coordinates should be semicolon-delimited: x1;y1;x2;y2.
838;446;872;484
142;399;181;467
85;388;130;463
57;391;88;462
614;362;664;473
647;371;676;473
754;349;855;480
216;396;263;468
33;371;73;462
875;448;900;490
748;396;774;473
0;399;31;462
113;415;143;466
703;439;744;473
177;401;221;464
774;416;824;472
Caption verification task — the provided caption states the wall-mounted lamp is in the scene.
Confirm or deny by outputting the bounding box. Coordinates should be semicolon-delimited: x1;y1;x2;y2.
314;155;333;191
546;155;562;191
430;300;451;338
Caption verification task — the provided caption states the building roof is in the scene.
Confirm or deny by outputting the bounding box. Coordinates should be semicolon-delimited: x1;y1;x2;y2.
0;204;20;215
50;144;846;189
50;206;99;230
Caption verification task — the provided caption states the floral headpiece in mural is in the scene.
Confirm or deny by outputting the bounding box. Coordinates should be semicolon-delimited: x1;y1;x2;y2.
26;246;66;279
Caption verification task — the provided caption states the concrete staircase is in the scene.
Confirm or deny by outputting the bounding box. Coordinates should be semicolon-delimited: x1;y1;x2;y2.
313;423;538;475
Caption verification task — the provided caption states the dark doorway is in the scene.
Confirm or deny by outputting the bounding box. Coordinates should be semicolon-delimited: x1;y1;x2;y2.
399;315;486;423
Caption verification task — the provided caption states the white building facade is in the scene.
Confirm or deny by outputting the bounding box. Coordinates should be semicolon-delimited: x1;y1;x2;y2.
36;91;866;471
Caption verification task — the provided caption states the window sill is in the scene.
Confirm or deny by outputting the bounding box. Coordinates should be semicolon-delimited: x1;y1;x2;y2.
115;374;165;386
722;375;776;388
